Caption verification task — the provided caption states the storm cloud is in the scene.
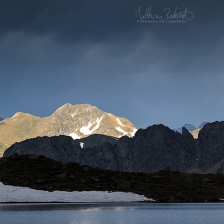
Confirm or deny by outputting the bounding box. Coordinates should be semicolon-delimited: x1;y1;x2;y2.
1;0;224;129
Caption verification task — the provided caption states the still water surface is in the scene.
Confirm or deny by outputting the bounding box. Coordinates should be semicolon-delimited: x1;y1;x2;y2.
0;202;224;224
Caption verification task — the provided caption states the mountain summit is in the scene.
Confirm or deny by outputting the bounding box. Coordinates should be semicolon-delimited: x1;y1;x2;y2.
51;103;137;139
174;122;208;138
0;104;137;156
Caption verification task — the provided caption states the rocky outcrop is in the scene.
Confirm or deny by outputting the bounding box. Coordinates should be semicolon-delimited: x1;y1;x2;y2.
4;121;224;174
174;122;208;139
3;135;81;163
113;125;197;172
190;128;201;139
197;121;224;172
3;124;197;173
74;134;118;149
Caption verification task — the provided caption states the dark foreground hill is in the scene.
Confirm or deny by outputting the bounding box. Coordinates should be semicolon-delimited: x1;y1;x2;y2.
0;154;224;203
4;121;224;174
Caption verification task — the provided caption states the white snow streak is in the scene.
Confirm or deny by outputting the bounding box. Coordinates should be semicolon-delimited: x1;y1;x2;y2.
116;127;128;136
80;117;103;135
131;128;137;137
116;118;125;126
69;133;80;140
80;122;92;135
80;142;84;148
0;182;153;202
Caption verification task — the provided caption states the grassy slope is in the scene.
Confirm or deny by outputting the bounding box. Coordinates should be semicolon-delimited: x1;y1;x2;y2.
0;107;136;156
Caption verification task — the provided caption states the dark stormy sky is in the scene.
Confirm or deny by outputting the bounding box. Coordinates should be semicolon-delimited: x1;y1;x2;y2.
1;0;224;129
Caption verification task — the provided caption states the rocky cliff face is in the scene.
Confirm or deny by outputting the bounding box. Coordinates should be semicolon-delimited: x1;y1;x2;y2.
3;135;80;163
4;121;224;174
113;125;197;172
75;134;118;149
197;121;224;172
174;122;208;139
0;103;137;156
3;124;197;173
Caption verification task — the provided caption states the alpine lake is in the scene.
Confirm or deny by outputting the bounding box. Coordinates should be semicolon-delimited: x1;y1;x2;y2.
0;202;224;224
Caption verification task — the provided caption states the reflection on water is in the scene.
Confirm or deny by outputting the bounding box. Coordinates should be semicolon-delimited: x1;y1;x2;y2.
0;202;141;211
0;203;224;224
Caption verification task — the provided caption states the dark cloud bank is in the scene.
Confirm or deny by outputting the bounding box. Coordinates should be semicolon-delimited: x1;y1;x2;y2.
1;0;224;129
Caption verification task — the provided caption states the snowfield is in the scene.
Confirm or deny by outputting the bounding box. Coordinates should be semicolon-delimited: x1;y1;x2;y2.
0;182;154;203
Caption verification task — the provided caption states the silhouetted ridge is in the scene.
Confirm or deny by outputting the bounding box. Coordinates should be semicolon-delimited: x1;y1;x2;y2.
4;121;224;174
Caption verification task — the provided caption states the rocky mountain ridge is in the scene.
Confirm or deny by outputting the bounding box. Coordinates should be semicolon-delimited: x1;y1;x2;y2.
174;124;197;132
0;104;137;156
174;122;208;138
4;121;224;174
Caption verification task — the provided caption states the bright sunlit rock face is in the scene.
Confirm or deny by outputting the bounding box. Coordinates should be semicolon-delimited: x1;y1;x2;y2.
0;103;137;156
0;182;154;203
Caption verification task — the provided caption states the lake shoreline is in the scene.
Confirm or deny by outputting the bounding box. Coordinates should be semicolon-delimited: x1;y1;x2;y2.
1;154;224;203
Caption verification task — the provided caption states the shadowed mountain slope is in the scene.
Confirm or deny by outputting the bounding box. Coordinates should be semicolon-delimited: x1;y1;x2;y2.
3;124;197;173
4;119;224;174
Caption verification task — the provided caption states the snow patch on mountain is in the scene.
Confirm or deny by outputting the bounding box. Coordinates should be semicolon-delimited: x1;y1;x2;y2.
69;133;80;140
80;123;92;135
80;117;103;135
116;127;128;136
116;118;125;126
80;142;84;148
131;128;137;137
